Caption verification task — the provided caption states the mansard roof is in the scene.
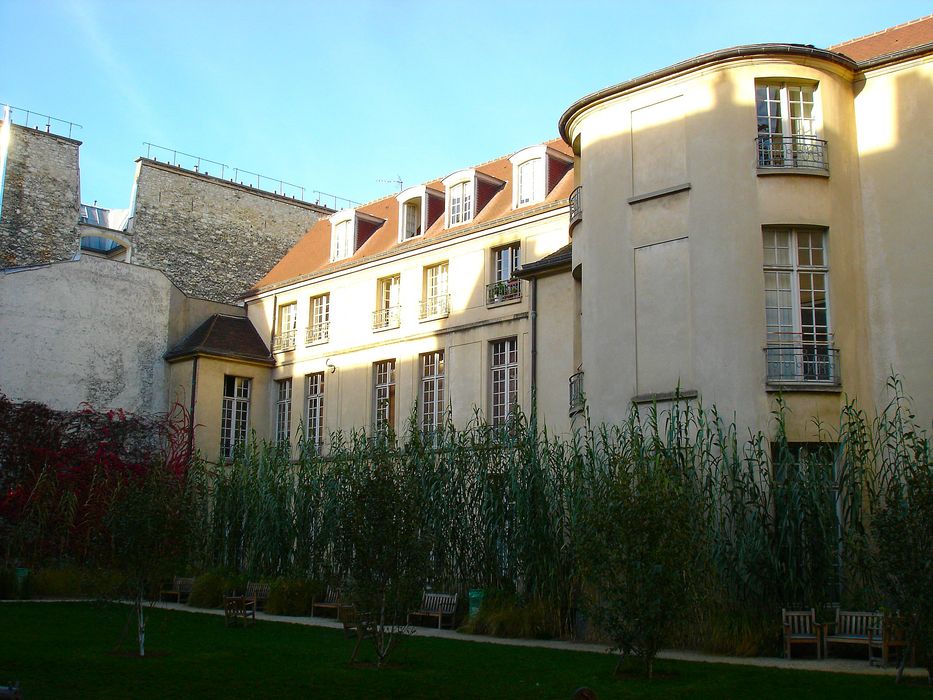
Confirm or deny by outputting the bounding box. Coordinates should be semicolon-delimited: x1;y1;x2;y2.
248;137;573;295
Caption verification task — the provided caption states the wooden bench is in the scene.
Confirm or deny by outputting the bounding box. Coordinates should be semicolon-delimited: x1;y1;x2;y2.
408;592;458;629
822;609;881;659
159;576;194;603
868;616;916;667
245;581;270;615
224;595;254;627
782;608;821;659
312;587;351;619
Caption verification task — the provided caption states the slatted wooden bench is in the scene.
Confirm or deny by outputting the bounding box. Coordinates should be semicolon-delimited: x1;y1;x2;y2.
245;581;270;615
159;576;194;603
782;608;821;659
312;587;350;619
408;592;458;629
823;609;881;659
868;616;916;667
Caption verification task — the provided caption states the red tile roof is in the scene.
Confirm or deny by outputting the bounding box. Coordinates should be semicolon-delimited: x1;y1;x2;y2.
831;14;933;62
250;138;573;294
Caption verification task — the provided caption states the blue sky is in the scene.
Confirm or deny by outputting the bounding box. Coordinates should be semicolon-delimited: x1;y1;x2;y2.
2;1;929;209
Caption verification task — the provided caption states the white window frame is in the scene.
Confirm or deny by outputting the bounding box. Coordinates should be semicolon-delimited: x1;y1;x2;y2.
274;378;292;446
756;81;821;168
490;338;518;426
307;293;330;345
331;218;354;261
420;350;445;434
447;180;473;226
516;159;542;206
274;301;297;351
221;375;251;459
305;372;325;450
374;274;401;330
493;243;521;283
421;262;449;319
373;359;397;434
763;227;834;383
403;199;421;239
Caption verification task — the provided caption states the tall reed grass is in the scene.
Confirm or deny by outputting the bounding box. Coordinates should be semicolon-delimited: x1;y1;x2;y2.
194;378;929;653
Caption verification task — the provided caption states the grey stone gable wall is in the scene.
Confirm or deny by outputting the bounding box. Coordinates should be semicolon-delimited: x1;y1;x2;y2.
129;159;331;303
0;125;81;268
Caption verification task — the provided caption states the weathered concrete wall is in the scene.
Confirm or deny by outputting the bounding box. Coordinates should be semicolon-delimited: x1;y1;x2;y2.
0;124;80;268
0;255;239;414
129;159;331;303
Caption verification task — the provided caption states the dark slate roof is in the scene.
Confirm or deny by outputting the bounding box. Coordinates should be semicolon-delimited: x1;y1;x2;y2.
164;314;273;364
514;243;572;278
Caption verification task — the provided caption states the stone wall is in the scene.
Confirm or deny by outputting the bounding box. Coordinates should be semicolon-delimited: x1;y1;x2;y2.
129;159;331;303
0;255;239;414
0;124;81;268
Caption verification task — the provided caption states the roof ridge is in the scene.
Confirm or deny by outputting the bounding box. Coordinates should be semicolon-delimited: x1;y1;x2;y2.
349;136;563;213
830;14;933;49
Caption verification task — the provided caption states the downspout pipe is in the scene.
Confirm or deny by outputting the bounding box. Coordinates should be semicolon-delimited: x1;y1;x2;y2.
530;277;538;414
187;356;199;459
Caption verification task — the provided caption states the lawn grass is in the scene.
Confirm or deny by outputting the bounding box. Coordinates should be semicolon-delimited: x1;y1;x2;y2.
0;602;926;699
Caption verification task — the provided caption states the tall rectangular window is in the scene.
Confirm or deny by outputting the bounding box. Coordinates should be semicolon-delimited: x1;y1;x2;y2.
764;228;835;383
490;338;518;426
221;376;251;459
373;359;396;433
517;159;540;206
421;351;445;434
305;372;325;450
274;302;297;351
756;82;824;169
274;378;292;445
307;293;330;344
404;200;421;239
449;181;473;225
421;262;449;318
332;219;354;261
488;243;522;304
373;274;401;330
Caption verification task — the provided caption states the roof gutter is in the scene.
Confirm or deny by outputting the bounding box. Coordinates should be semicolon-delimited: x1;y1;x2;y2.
558;43;858;144
854;41;933;70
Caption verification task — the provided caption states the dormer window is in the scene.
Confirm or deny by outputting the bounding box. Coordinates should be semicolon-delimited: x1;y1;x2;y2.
332;220;353;261
330;209;385;262
449;180;472;225
442;169;504;228
396;185;445;242
509;145;572;209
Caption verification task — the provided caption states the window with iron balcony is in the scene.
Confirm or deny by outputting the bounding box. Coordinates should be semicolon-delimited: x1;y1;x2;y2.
420;262;450;320
756;81;828;173
763;227;839;387
307;293;330;345
273;302;297;352
487;242;522;305
373;274;401;331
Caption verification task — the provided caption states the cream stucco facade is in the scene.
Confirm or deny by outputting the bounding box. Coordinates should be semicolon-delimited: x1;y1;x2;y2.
560;42;932;439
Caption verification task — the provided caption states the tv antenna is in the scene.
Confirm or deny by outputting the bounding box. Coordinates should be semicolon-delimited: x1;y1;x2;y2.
378;175;404;192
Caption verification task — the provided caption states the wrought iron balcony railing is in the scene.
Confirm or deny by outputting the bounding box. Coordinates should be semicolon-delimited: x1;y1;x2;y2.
569;186;582;231
272;329;296;352
419;294;450;320
486;279;522;305
372;305;401;331
306;322;330;345
765;338;840;385
757;134;828;172
569;371;585;415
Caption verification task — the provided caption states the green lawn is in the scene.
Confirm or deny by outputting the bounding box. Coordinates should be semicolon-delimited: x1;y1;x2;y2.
0;603;925;699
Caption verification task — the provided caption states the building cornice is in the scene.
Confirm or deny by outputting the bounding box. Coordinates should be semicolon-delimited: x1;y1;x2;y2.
558;44;858;144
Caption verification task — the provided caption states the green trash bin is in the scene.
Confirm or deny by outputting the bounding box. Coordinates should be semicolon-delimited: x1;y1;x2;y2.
468;588;485;617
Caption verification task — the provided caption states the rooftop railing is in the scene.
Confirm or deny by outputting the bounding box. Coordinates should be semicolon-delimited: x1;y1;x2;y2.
1;103;82;139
